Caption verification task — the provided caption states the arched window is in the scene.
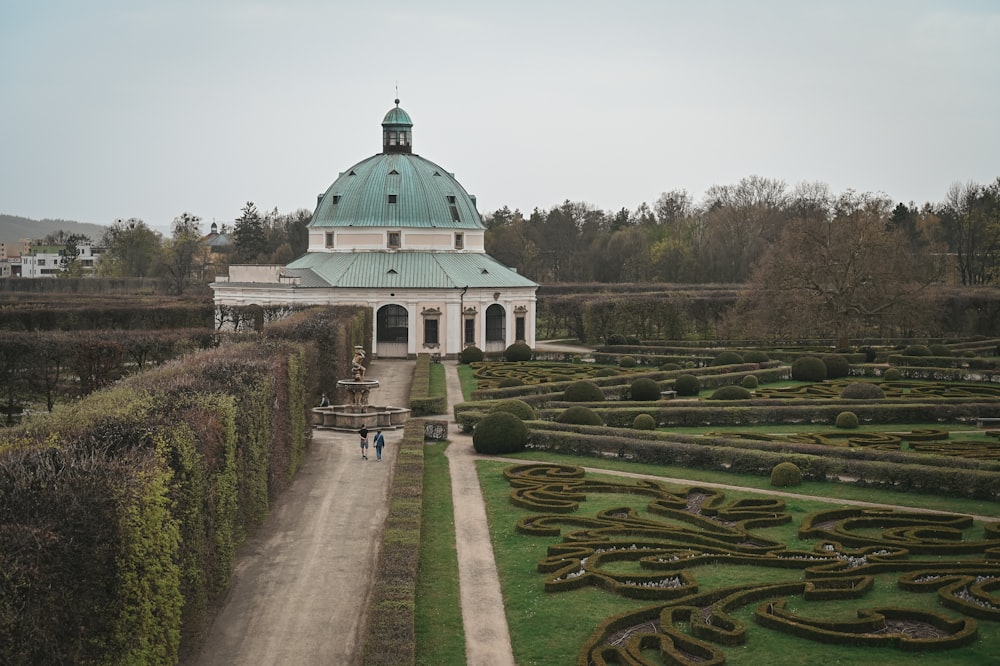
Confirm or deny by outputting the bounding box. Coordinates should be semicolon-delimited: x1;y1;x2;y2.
377;304;408;343
485;303;505;343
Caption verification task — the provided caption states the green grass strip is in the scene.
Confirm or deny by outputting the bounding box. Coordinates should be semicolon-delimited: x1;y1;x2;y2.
414;442;465;665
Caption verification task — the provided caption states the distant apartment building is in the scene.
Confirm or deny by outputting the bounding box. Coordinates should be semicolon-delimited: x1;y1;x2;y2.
0;239;31;260
17;243;105;278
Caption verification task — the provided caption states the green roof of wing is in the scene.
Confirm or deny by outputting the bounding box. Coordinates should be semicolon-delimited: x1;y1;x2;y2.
284;251;536;289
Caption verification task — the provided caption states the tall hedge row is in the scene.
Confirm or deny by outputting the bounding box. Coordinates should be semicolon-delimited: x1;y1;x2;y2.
0;305;364;663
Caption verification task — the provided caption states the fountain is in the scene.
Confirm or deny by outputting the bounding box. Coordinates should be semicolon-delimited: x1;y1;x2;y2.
311;346;410;430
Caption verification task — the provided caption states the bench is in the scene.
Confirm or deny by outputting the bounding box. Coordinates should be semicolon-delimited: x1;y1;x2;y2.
660;390;677;399
975;417;1000;428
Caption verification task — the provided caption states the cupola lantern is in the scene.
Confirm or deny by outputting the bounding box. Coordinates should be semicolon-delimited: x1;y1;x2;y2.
381;99;413;154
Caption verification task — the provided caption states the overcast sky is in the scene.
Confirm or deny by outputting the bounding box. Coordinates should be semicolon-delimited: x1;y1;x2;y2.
2;0;998;232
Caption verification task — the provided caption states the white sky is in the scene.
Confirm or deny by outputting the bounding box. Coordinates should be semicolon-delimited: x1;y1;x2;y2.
2;0;998;231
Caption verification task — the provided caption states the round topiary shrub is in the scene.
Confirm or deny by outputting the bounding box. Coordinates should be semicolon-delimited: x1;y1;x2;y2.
659;362;682;371
633;413;656;430
835;411;860;428
563;380;605;402
459;345;484;364
489;399;536;421
709;385;752;400
497;377;524;388
791;356;827;382
593;367;619;377
839;381;886;399
712;351;745;366
928;343;951;357
883;367;902;381
606;334;627;346
822;354;851;379
674;374;701;397
504;342;533;362
472;411;528;454
902;344;932;357
744;350;770;363
770;462;803;487
618;355;637;368
630;377;662;401
555;406;604;426
741;375;758;389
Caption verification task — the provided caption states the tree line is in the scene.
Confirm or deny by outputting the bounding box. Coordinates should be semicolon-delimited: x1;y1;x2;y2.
37;203;312;294
483;176;1000;287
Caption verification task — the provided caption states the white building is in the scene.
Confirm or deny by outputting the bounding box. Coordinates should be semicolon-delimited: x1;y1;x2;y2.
212;101;538;359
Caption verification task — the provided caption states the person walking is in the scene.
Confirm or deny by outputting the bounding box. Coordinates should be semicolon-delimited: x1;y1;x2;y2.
319;392;330;407
373;429;385;461
358;425;369;460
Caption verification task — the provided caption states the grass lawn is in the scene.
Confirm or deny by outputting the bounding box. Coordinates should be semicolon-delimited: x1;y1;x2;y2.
475;457;1000;665
414;442;465;665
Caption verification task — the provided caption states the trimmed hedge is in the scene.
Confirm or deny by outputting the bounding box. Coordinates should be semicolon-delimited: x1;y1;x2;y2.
361;419;425;665
409;354;447;416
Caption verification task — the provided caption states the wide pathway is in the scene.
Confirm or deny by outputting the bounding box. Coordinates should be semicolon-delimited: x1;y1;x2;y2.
185;359;413;666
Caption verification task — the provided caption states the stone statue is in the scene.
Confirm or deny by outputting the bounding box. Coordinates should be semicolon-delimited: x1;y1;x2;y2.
351;346;367;380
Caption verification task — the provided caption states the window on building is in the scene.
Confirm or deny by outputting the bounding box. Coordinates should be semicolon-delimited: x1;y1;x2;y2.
387;231;400;248
424;318;439;345
447;195;456;204
332;195;341;205
516;316;525;342
486;304;505;343
464;318;475;344
454;232;464;249
325;232;334;248
388;194;397;204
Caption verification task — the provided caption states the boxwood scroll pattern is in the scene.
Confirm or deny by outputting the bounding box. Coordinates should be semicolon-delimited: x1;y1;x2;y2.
502;463;1000;665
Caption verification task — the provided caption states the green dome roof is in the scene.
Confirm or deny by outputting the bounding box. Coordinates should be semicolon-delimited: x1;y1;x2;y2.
311;102;485;230
311;153;483;229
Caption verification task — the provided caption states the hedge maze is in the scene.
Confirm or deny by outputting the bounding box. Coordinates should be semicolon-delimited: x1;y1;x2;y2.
503;463;1000;664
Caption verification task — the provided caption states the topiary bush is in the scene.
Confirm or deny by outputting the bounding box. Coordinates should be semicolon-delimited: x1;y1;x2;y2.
839;382;886;400
606;334;627;346
555;406;604;426
791;356;827;382
459;345;484;364
594;367;619;377
674;374;701;397
563;380;605;402
633;413;656;430
497;377;524;388
883;367;902;381
744;350;770;363
770;462;803;487
712;351;744;366
659;362;682;371
709;385;752;400
489;399;536;421
741;375;758;389
629;377;662;401
928;343;951;357
625;335;641;345
472;411;528;454
504;342;533;362
902;344;932;357
822;354;850;379
618;355;637;368
835;411;859;429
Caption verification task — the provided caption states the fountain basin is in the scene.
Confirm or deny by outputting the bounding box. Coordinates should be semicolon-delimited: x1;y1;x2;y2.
311;404;411;431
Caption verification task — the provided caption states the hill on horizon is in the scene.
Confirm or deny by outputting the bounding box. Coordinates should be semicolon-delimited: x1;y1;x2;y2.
0;214;108;245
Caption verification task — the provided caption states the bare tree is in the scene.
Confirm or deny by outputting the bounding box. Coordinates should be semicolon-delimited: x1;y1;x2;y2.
726;191;945;347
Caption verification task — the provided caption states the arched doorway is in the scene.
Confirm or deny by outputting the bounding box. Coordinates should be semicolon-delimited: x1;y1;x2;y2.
485;303;506;353
377;304;408;358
